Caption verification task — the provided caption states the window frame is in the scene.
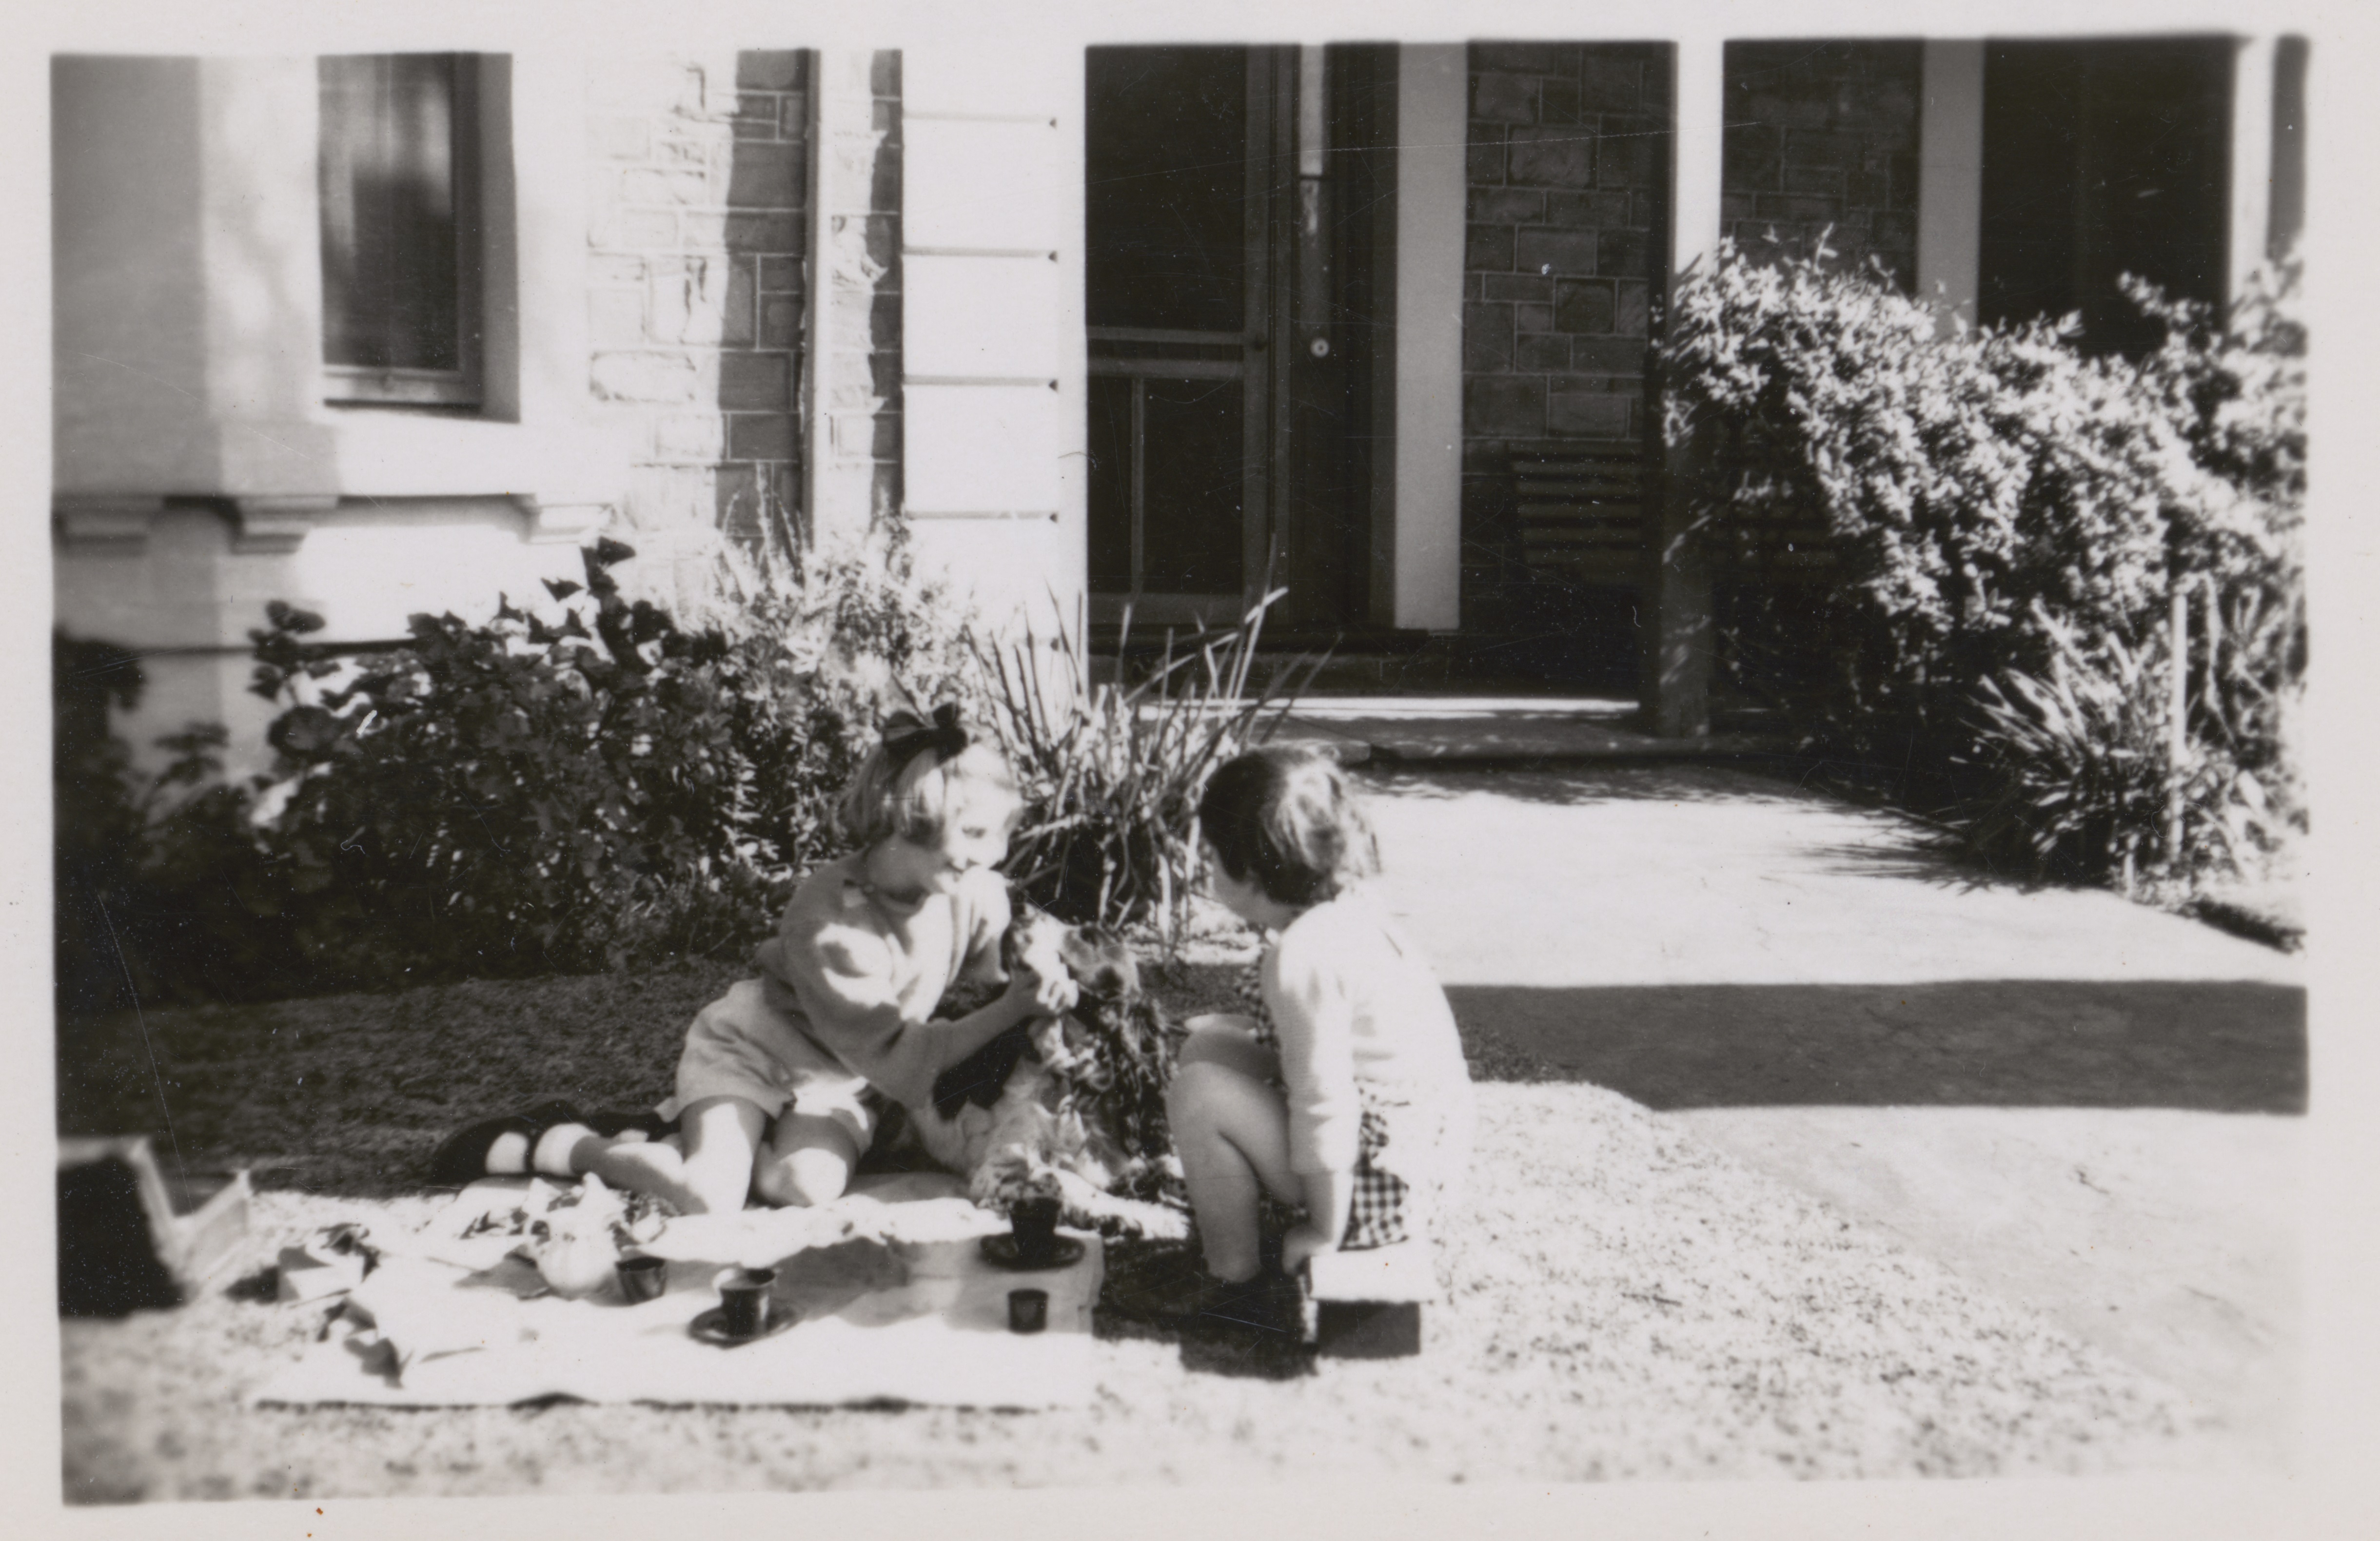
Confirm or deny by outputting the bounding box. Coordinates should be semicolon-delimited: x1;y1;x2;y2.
318;53;485;410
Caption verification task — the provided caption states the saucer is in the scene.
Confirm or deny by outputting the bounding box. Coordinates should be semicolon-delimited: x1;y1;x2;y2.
688;1305;800;1347
979;1233;1085;1271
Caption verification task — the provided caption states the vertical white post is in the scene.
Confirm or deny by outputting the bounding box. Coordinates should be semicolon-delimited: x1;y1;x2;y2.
2168;585;2191;865
2230;35;2278;297
1644;34;1725;739
1392;44;1465;633
1916;40;1985;337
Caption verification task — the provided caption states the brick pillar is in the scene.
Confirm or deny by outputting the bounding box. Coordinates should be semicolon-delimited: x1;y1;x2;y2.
1644;36;1724;739
803;50;903;546
583;51;809;585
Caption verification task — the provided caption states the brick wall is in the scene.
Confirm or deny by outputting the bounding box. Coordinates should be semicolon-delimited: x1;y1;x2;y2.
583;51;809;554
1459;42;1665;668
1723;41;1922;282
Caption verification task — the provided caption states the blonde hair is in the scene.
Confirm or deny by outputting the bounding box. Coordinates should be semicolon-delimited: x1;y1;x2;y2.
1196;747;1379;906
835;709;1022;849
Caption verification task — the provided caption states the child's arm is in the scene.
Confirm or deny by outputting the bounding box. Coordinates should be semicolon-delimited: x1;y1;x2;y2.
1266;919;1361;1268
766;916;1075;1109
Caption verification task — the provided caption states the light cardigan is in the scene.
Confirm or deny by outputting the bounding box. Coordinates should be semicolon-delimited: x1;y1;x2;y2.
1263;892;1475;1178
748;856;1010;1109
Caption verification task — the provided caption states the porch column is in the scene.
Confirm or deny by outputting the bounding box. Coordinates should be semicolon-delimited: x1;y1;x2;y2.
2228;36;2276;298
1643;35;1724;739
1391;44;1465;632
1916;40;1985;337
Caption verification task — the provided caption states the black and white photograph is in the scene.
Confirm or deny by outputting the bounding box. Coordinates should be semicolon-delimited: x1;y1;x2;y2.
18;0;2375;1534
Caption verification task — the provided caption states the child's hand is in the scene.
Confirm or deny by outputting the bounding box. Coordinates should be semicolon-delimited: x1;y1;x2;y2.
1280;1222;1338;1275
1002;962;1079;1020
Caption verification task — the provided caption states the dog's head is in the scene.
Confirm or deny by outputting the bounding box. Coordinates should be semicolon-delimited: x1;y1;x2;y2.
1003;907;1139;1004
997;907;1178;1160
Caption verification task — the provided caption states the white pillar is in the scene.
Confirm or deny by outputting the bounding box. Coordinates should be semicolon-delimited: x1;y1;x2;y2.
2229;35;2278;297
1916;40;1985;337
1644;34;1725;739
1392;43;1465;633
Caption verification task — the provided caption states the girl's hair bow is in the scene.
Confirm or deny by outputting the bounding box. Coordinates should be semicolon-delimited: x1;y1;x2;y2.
882;702;971;771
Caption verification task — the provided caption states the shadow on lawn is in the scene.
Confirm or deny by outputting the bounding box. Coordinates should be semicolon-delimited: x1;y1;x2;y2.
1448;979;2308;1112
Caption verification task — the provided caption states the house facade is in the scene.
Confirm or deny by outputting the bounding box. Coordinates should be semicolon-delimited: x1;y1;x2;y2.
52;35;2306;773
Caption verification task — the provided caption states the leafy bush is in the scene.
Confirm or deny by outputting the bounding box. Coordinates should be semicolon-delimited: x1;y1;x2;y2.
1663;237;2305;885
246;540;780;984
60;509;1302;1001
53;636;308;1014
978;593;1311;951
675;511;992;881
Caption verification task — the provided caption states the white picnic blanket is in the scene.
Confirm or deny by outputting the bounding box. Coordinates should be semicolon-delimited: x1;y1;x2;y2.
250;1172;1104;1409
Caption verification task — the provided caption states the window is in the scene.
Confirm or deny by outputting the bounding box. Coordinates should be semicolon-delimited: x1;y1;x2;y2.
318;54;482;406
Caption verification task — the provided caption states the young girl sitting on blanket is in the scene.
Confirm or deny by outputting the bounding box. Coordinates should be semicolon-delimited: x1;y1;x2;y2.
1154;747;1474;1322
431;705;1077;1213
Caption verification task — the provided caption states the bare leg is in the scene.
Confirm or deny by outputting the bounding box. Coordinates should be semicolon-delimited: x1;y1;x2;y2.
751;1112;864;1208
1164;1059;1301;1282
1177;1017;1282;1083
570;1096;766;1215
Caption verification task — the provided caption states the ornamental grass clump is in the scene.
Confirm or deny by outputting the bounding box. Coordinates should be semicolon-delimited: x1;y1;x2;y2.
1662;236;2304;889
977;592;1315;953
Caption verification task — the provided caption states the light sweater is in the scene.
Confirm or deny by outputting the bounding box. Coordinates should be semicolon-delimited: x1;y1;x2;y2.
749;856;1011;1108
1263;893;1475;1177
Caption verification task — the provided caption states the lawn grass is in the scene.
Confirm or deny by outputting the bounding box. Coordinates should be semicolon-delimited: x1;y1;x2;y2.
57;953;1567;1200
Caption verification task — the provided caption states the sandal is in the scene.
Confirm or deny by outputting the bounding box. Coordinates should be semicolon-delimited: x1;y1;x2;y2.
427;1098;586;1186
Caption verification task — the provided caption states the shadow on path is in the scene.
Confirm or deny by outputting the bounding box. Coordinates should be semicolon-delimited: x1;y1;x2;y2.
1451;980;2306;1112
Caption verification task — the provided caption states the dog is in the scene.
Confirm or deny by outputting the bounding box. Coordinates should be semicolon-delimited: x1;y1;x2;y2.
891;905;1191;1239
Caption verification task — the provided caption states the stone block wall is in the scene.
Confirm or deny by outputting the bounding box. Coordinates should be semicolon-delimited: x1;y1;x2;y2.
1459;42;1665;666
1722;41;1922;282
582;51;810;555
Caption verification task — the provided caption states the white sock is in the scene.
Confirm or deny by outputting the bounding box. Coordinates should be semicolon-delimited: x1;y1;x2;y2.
532;1123;596;1177
484;1131;531;1175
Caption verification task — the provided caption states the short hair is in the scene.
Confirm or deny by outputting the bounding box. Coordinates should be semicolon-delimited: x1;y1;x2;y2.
836;733;1022;850
1196;747;1379;907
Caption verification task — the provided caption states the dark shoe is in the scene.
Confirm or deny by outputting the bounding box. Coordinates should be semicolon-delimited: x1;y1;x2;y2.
1107;1244;1294;1332
427;1099;585;1186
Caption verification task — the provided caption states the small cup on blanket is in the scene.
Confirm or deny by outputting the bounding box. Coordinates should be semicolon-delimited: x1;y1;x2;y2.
1008;1288;1049;1334
1010;1195;1061;1266
616;1254;668;1305
714;1267;778;1338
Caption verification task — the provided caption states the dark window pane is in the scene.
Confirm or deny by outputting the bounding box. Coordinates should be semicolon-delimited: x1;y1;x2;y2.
1087;375;1134;589
1085;47;1250;333
320;54;461;372
1139;377;1244;594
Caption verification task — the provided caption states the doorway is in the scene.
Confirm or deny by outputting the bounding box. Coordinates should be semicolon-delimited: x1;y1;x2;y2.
1084;47;1283;628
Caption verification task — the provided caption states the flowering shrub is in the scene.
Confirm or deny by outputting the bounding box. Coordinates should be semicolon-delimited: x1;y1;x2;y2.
1663;238;2304;885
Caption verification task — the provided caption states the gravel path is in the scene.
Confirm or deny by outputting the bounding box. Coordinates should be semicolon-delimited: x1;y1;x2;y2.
63;1083;2233;1502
